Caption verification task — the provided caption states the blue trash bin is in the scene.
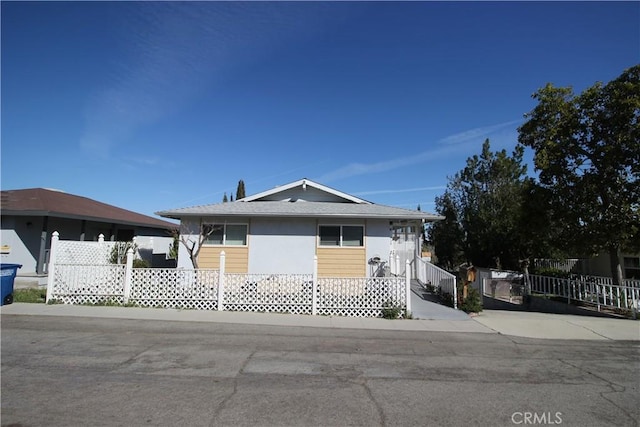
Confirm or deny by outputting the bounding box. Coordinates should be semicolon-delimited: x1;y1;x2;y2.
1;264;22;305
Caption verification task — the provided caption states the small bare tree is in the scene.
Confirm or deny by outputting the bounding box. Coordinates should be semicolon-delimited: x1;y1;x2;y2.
170;222;220;269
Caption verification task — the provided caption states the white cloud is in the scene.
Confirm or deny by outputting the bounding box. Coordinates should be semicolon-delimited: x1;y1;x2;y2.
317;119;522;183
79;2;339;159
438;119;521;145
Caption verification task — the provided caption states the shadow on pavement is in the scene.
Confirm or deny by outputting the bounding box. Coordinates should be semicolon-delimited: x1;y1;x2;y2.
483;294;628;319
411;281;628;320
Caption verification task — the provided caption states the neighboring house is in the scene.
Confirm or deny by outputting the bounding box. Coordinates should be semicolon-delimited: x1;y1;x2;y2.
157;178;443;277
581;252;640;280
534;253;640;280
1;188;177;274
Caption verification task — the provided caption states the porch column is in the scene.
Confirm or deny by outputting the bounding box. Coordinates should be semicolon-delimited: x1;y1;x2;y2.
37;216;49;275
80;220;86;241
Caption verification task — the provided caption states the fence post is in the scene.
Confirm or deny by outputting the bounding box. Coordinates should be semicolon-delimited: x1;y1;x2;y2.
123;248;133;304
453;276;458;310
405;259;411;316
312;255;318;316
45;231;59;303
395;254;400;277
217;251;226;311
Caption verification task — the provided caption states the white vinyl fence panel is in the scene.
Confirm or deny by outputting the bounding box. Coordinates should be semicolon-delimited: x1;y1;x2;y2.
222;273;313;315
53;264;126;305
56;238;116;265
129;268;219;310
317;276;407;317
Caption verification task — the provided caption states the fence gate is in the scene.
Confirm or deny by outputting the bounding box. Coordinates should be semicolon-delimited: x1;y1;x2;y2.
480;271;524;304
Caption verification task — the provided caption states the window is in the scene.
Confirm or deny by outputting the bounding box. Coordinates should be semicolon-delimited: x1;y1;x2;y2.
203;224;247;246
624;257;640;280
319;225;364;247
226;224;247;245
342;226;364;246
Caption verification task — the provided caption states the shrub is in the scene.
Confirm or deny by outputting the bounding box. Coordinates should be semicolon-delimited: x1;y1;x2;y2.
460;287;483;313
109;241;150;267
381;300;405;319
133;258;150;268
109;241;138;264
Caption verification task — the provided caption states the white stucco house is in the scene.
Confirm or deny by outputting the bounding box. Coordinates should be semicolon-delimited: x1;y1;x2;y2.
156;178;443;277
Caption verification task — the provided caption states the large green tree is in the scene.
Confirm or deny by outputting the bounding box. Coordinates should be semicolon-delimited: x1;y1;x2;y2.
428;191;464;271
518;65;640;284
432;139;550;271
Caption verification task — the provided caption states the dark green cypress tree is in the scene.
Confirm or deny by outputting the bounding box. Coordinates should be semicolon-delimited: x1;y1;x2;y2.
236;179;246;199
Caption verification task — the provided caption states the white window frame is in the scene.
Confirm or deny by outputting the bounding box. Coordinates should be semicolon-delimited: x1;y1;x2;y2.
318;224;365;248
202;223;248;246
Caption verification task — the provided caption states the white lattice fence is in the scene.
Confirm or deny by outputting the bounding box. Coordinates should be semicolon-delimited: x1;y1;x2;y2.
223;273;313;314
47;237;414;318
129;268;219;310
56;239;116;265
317;277;406;317
51;264;126;305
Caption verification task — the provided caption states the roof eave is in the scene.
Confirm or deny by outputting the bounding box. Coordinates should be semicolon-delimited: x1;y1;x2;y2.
4;210;177;229
156;211;444;222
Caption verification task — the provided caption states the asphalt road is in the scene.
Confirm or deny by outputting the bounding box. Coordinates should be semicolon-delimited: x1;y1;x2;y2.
1;315;638;427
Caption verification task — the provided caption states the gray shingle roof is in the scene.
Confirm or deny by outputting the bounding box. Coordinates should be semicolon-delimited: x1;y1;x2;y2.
156;201;443;221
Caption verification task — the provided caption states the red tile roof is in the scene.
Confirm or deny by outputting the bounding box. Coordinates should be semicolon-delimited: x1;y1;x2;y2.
1;188;176;230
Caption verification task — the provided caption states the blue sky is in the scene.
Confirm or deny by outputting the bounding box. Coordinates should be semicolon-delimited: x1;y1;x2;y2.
2;1;638;220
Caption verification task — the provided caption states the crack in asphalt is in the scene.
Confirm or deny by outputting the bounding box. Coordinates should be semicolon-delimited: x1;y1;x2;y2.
564;319;615;341
558;358;636;423
209;350;256;427
360;379;387;427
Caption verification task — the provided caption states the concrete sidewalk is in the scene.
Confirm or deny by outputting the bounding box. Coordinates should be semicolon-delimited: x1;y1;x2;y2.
1;303;638;340
473;310;640;341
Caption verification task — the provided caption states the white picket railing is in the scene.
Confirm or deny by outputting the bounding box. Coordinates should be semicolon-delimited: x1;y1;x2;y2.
46;233;413;318
528;274;640;313
416;257;458;309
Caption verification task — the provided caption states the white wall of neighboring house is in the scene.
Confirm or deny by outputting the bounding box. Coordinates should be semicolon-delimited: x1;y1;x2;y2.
0;228;37;273
133;235;175;266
